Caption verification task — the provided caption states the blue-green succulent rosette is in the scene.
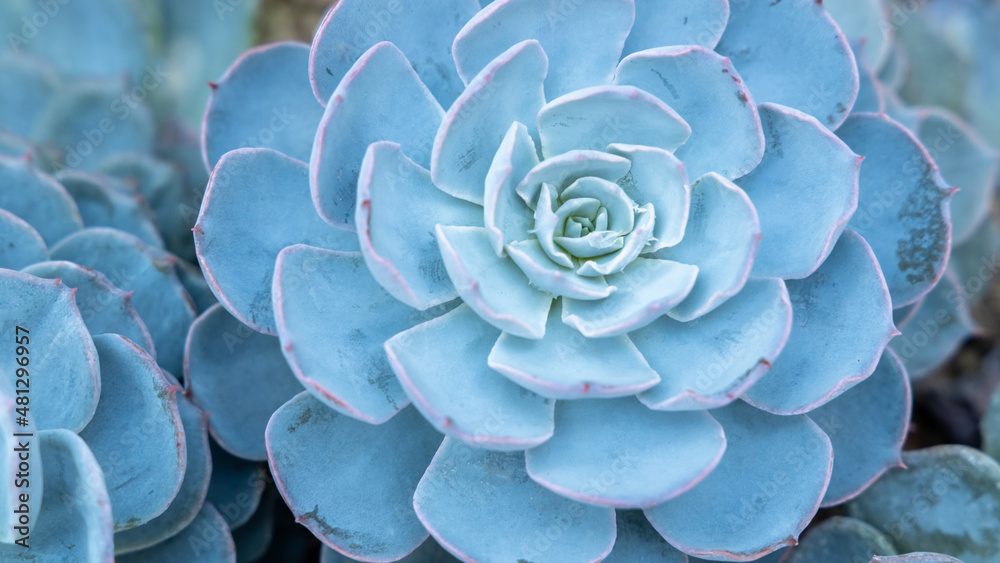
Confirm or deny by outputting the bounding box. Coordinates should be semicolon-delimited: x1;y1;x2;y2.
196;0;956;560
825;0;1000;381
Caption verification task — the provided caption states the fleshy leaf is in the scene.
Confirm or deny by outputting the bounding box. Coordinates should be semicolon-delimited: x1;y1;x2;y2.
114;385;212;554
267;393;441;561
872;555;963;563
889;271;977;381
0;208;47;269
526;398;725;508
22;260;156;361
984;386;1000;461
950;216;1000;304
622;0;729;55
185;304;304;461
311;42;444;229
432;40;547;205
716;0;859;130
506;239;615;300
0;430;112;562
484;122;540;255
656;172;760;321
644;401;833;561
308;0;480;107
322;539;460;563
603;510;688;563
811;350;911;507
195;148;357;335
117;504;236;563
79;334;185;531
738;103;860;280
823;0;891;71
356;141;482;310
838;113;954;308
0;55;58;138
202;42;325;169
385;305;555;450
273;246;443;423
784;516;897;562
50;227;196;376
0;270;99;431
414;437;616;563
206;440;266;530
632;277;791;411
515;150;632;209
848;446;1000;563
488;301;660;399
537;85;690;158
231;490;275;560
606;144;690;250
562;258;698;338
452;0;634;99
56;170;163;248
175;258;218;314
436;226;552;339
742;231;895;414
0;155;83;246
615;46;764;180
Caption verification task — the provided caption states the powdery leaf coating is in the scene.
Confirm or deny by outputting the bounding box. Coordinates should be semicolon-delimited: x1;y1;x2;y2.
0;154;83;246
117;503;236;563
267;393;441;561
602;510;688;563
0;208;47;270
784;516;897;563
623;0;729;55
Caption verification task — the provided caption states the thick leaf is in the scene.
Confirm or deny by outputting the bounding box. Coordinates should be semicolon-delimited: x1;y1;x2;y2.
983;385;1000;461
0;54;58;138
623;0;729;55
0;208;47;270
0;154;82;246
206;441;266;530
716;0;859;129
848;446;1000;563
823;0;891;71
489;301;660;399
632;277;791;411
56;170;163;248
838;113;954;308
615;46;764;180
432;40;546;205
452;0;634;99
232;489;275;561
175;258;218;314
645;402;833;561
267;393;441;561
273;246;445;423
742;231;896;414
655;173;760;321
414;437;616;563
603;510;688;563
117;503;236;563
515;150;631;209
784;516;897;562
185;304;304;461
356;142;482;310
202;42;325;169
308;0;479;107
22;260;156;361
484;122;539;255
737;103;860;280
606;143;690;250
0;270;99;431
506;239;615;300
873;555;963;563
811;350;910;507
50;228;196;376
386;305;554;450
311;42;444;229
321;539;460;563
950;216;1000;305
0;430;112;561
526;398;725;508
79;334;185;531
194;148;357;335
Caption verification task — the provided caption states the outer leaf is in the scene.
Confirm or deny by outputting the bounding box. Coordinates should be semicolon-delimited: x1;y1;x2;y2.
0;270;99;431
267;393;441;561
622;0;730;55
185;304;304;461
56;170;163;248
50;228;196;376
742;231;896;414
206;440;266;530
385;305;555;451
202;42;325;169
823;0;891;71
738;103;861;280
311;42;444;229
0;154;83;246
321;539;460;563
0;208;47;270
194;148;357;335
848;446;1000;563
231;489;276;561
811;350;911;507
117;504;236;563
452;0;634;99
837;113;954;308
79;334;185;531
0;54;58;138
615;46;764;180
603;510;688;563
983;385;1000;461
414;437;616;563
716;0;859;129
784;516;897;562
0;430;112;562
644;401;833;561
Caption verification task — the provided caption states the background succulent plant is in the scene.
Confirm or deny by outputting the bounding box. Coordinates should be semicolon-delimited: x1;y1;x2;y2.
193;0;964;561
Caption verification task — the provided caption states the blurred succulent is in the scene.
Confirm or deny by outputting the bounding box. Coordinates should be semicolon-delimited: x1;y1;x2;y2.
825;0;1000;381
192;0;964;560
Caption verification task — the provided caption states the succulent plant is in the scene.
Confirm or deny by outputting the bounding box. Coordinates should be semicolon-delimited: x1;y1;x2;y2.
191;0;965;561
